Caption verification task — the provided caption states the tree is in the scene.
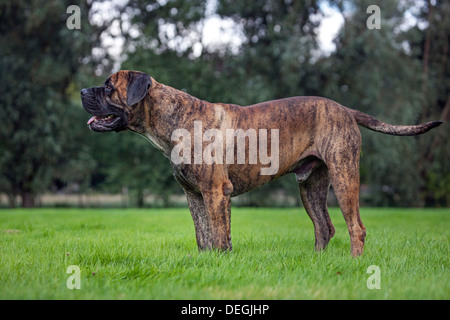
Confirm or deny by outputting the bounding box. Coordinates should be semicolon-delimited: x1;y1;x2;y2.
320;0;448;206
216;0;323;102
407;0;450;206
0;1;104;207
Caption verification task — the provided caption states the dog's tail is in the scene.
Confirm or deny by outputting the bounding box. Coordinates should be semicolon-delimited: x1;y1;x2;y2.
346;108;444;136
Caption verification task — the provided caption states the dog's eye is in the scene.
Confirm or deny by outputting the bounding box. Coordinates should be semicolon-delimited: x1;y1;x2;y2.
105;85;113;94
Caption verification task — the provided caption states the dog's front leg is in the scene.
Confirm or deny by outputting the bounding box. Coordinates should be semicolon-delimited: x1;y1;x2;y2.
185;188;232;251
202;188;232;251
185;190;212;250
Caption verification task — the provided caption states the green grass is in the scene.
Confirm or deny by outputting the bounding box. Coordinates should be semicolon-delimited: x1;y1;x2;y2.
0;207;448;299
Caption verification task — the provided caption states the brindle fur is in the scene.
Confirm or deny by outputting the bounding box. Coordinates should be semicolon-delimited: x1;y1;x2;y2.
81;70;443;256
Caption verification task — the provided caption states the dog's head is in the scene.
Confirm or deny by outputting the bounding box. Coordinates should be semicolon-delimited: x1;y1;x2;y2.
80;70;151;132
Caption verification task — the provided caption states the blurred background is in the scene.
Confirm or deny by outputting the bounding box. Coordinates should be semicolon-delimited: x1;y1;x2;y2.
0;0;448;208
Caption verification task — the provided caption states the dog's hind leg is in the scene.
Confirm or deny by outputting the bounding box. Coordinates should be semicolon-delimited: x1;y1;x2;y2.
325;133;366;257
328;164;366;257
298;163;335;252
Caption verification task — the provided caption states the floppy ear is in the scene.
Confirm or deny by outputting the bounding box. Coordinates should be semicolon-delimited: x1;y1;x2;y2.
126;72;152;106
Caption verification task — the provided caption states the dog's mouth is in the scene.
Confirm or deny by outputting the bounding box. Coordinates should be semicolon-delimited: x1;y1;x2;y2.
88;114;119;127
81;87;128;132
86;112;127;132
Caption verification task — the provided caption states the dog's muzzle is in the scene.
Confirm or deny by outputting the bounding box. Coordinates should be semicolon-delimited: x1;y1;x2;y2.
81;87;127;132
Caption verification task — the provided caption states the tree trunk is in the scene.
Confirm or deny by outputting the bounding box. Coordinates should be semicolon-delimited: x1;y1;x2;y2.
21;191;35;208
7;193;17;208
136;189;144;208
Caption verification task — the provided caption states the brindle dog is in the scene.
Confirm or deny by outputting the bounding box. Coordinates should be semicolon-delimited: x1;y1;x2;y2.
81;70;443;256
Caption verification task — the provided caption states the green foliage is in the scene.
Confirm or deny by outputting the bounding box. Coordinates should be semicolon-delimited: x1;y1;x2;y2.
0;1;100;207
319;0;449;206
96;131;182;207
319;0;422;205
217;0;322;101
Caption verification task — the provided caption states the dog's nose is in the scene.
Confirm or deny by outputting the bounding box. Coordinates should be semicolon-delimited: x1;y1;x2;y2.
80;88;88;96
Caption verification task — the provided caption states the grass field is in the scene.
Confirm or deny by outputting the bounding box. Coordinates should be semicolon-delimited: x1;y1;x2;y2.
0;207;448;300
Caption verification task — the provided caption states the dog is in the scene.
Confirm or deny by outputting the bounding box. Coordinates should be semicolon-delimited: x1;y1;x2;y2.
81;70;443;256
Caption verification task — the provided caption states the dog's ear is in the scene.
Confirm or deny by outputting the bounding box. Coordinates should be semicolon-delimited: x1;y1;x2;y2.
126;72;151;106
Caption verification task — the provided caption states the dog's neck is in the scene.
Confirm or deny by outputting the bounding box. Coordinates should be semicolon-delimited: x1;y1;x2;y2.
128;80;209;158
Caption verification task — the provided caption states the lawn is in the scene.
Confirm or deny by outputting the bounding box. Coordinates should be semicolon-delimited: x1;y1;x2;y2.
0;207;448;300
